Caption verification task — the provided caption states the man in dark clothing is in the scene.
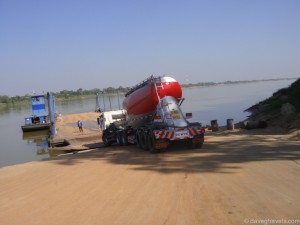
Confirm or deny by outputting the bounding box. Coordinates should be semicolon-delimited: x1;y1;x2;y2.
77;120;83;132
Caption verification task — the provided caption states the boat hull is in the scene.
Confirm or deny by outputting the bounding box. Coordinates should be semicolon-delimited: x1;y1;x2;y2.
21;123;51;132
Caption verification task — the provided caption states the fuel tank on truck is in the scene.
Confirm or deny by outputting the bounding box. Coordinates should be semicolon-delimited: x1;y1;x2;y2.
123;76;182;128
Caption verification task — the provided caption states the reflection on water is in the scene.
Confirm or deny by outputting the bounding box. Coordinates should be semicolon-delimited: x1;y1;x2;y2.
21;130;70;158
22;130;50;156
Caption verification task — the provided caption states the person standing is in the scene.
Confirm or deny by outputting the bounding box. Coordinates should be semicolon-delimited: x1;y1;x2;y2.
77;120;83;132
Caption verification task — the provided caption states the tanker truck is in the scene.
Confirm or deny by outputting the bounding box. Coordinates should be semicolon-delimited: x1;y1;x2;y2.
100;75;205;152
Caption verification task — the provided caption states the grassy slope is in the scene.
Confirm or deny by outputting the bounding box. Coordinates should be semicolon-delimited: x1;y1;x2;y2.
266;78;300;112
246;78;300;130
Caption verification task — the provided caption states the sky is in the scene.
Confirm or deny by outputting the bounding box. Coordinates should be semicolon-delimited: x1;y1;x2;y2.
0;0;299;96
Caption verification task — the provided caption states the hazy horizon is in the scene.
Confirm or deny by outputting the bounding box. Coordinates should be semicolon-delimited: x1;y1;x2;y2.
1;77;297;98
1;0;299;96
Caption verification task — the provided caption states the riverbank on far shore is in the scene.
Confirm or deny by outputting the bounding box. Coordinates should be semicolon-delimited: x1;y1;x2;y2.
1;125;299;225
1;78;296;112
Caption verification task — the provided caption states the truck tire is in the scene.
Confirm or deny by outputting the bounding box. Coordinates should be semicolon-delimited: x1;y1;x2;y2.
136;131;142;149
187;135;204;149
148;132;158;153
116;133;123;146
195;134;204;149
141;131;149;151
102;134;112;146
190;141;203;149
121;131;129;146
186;139;195;149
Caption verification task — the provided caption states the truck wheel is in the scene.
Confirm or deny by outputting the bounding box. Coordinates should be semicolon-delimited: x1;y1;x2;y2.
136;132;142;149
116;133;123;146
141;131;149;151
121;131;129;146
197;142;203;148
190;142;203;149
148;132;158;153
102;134;111;146
194;135;204;149
187;139;195;149
187;136;204;149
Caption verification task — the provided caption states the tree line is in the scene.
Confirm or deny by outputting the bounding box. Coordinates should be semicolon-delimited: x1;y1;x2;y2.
0;78;296;105
0;86;131;105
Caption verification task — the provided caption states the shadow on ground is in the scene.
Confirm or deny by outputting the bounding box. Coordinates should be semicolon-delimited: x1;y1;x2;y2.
46;130;300;174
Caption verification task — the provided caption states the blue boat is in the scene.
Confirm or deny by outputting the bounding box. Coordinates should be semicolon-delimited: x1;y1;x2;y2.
21;95;51;132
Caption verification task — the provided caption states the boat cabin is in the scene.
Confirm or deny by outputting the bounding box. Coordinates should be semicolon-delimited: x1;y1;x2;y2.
21;94;51;132
24;115;48;125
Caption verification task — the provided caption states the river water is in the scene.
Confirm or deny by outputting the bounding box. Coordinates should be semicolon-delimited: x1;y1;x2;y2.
0;79;295;167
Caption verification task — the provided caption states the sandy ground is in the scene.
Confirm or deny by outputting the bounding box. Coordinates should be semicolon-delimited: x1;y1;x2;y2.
53;112;102;149
1;112;300;225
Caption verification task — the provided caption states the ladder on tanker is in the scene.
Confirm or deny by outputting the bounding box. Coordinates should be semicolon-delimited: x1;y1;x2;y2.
153;76;163;100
